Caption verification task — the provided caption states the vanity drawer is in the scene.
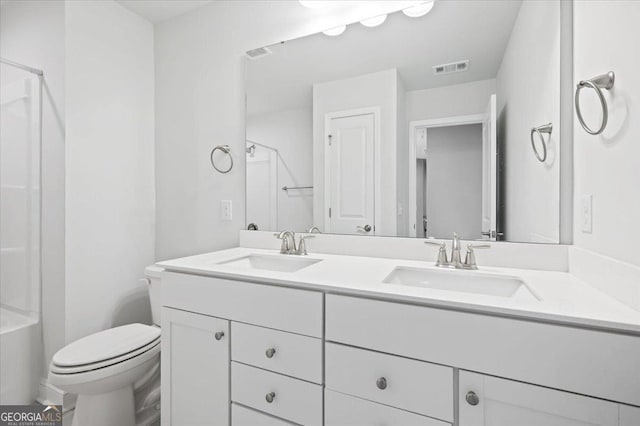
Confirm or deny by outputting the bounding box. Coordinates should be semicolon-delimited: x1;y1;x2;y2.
231;403;296;426
325;390;450;426
231;322;323;383
162;271;323;337
325;342;454;422
231;362;322;426
325;294;640;406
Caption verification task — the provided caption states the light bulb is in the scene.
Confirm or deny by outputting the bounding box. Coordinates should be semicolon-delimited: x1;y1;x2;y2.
323;25;347;36
360;14;387;28
299;1;332;8
402;0;435;18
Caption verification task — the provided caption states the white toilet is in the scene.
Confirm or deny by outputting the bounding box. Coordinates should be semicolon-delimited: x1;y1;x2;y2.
49;267;163;426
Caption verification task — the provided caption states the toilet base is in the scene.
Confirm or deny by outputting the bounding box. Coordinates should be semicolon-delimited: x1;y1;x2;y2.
72;385;135;426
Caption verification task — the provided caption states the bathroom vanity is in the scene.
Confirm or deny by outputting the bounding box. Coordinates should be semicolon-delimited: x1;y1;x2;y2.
157;238;640;426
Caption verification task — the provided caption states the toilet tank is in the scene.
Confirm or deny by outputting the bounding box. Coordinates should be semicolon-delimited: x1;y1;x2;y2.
144;266;164;327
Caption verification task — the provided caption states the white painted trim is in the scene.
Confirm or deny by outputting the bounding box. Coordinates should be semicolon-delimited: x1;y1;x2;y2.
37;379;77;412
323;107;382;235
408;114;486;237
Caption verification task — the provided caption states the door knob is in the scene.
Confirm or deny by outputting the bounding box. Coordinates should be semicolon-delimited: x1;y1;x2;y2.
265;348;276;358
214;331;224;341
357;224;372;233
265;392;276;403
466;390;480;406
376;377;387;390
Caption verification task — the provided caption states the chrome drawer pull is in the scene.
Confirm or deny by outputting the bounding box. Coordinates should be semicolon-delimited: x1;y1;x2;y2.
265;348;276;358
214;331;224;341
466;390;480;406
265;392;276;403
376;377;387;390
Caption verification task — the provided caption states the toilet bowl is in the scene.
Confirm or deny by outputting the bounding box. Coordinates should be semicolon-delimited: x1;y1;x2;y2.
49;267;163;426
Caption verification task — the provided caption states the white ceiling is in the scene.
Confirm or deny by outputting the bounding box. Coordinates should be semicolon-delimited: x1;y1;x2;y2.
116;0;213;24
247;0;523;116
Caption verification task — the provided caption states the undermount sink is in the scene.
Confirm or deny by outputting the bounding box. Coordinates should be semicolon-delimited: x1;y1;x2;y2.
383;266;538;300
217;254;322;273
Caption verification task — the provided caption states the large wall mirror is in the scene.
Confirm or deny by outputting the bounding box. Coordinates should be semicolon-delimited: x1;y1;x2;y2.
246;0;563;243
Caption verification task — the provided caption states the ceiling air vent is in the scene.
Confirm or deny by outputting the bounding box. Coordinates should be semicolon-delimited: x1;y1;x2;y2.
433;60;470;75
245;47;272;60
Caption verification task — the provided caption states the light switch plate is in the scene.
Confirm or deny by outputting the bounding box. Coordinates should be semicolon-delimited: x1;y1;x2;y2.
581;194;592;233
221;200;232;221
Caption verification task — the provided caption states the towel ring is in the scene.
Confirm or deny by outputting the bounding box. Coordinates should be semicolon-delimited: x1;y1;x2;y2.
575;71;615;135
530;123;553;163
210;145;233;173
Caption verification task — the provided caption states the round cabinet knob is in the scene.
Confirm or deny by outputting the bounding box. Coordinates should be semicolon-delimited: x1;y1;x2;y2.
265;392;276;403
265;348;276;358
376;377;387;390
466;390;480;406
214;331;224;341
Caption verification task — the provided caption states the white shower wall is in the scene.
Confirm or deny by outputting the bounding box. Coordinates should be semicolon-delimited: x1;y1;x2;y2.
0;73;40;315
0;0;66;369
247;107;314;232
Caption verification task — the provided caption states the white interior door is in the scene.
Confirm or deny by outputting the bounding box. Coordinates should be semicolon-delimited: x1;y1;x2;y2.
327;113;375;235
481;94;497;240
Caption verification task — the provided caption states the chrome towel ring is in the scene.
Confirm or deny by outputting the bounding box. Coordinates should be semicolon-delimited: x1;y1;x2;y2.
210;145;233;173
575;71;615;135
530;123;553;162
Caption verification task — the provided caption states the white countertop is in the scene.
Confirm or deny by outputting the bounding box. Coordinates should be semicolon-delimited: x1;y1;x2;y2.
157;247;640;335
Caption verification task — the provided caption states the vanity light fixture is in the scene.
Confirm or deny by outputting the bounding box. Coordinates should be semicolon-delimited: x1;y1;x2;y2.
298;1;332;8
360;14;388;28
323;25;347;36
402;0;435;18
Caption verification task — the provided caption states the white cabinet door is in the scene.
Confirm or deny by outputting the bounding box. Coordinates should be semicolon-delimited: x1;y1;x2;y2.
459;371;619;426
162;307;229;426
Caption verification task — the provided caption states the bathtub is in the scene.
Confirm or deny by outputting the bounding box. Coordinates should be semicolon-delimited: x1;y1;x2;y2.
0;307;41;404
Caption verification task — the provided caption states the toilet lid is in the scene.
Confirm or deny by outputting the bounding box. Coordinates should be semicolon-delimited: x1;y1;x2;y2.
52;323;160;367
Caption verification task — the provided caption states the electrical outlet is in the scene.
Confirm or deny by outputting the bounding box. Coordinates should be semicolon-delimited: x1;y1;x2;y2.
581;194;592;233
221;200;232;221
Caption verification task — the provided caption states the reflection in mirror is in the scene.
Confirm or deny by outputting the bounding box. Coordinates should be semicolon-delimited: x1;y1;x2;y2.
246;0;561;243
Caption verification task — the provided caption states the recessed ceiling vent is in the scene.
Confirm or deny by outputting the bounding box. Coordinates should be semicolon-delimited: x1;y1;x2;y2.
433;60;470;75
245;47;272;60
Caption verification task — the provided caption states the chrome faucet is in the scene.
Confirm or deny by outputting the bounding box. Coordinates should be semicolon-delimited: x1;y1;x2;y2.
425;233;491;269
276;231;296;254
274;231;314;255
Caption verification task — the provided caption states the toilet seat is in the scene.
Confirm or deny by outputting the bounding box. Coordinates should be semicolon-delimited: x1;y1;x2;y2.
50;337;160;375
52;323;160;370
49;338;160;393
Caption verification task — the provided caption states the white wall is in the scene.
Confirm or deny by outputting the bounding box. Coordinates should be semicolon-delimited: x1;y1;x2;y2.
65;1;155;342
425;124;483;240
312;69;399;236
496;0;560;243
406;79;496;122
154;1;421;260
0;0;66;368
247;107;313;232
573;0;640;267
